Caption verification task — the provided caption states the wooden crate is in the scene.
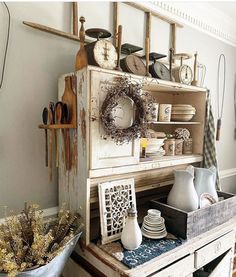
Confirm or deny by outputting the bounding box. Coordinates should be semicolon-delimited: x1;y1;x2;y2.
150;191;236;240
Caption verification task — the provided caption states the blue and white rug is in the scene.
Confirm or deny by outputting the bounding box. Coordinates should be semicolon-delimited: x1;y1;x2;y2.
98;234;184;269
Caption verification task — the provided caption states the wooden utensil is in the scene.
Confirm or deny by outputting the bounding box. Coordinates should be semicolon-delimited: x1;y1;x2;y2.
55;102;63;167
42;107;48;167
75;17;88;71
48;107;54;181
61;74;75;171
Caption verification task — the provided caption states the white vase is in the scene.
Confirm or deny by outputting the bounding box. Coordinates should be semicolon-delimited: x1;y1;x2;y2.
167;166;199;212
121;207;142;250
194;166;218;202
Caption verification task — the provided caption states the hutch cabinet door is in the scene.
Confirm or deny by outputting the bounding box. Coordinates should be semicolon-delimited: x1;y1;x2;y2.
208;250;233;277
89;70;140;170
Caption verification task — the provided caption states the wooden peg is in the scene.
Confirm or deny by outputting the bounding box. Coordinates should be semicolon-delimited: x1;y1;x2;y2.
116;25;122;71
216;118;221;141
75;16;88;71
145;37;151;77
192;52;198;86
72;2;78;36
169;48;174;81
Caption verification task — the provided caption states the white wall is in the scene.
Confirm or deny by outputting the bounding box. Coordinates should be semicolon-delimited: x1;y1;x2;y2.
0;2;235;213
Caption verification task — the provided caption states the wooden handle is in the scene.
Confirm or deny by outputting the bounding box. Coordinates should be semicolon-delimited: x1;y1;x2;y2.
116;25;122;71
216;118;221;141
145;37;150;77
192;52;198;86
49;129;53;181
169;48;174;81
44;130;48;167
72;2;78;36
79;16;85;47
63;129;70;170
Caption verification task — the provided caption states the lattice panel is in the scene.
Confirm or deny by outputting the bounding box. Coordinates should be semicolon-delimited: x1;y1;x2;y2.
98;178;136;244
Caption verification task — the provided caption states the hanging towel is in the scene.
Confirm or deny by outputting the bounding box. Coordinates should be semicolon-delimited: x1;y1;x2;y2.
203;90;220;190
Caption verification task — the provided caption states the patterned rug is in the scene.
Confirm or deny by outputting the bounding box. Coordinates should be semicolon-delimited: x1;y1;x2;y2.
98;233;184;269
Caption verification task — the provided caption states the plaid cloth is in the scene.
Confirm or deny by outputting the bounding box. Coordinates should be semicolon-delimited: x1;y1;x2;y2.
202;91;220;190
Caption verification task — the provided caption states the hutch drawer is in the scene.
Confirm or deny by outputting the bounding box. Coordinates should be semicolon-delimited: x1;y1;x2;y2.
151;254;194;277
194;230;235;269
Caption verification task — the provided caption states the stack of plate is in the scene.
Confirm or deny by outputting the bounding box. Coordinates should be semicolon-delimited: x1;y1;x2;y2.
146;138;166;158
171;104;196;121
141;209;167;239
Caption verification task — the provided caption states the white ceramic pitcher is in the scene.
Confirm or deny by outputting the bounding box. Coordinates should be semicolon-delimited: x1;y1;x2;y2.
167;166;199;212
194;166;218;202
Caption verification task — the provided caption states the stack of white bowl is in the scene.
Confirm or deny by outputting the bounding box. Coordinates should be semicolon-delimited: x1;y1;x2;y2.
146;138;166;158
141;209;167;239
171;104;196;121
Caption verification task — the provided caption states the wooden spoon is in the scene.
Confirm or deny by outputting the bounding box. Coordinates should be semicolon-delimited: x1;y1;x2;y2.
48;108;54;181
63;103;71;171
42;108;48;167
55;102;63;167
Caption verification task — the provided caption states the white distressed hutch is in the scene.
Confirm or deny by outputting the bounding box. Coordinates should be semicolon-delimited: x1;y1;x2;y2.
59;66;236;277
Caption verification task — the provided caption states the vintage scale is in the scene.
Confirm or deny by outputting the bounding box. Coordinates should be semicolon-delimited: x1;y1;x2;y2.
172;53;193;85
146;52;171;81
84;28;118;70
120;43;146;76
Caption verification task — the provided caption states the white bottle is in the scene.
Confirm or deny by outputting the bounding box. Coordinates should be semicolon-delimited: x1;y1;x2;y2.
121;207;142;250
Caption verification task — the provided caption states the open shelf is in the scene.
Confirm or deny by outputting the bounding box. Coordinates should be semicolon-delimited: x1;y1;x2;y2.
38;124;76;129
148;121;202;125
89;154;203;178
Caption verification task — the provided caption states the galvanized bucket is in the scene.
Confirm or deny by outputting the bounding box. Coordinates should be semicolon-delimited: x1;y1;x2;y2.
0;232;81;277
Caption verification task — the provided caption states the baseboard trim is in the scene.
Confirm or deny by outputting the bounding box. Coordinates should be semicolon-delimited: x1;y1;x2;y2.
0;206;59;223
219;168;236;179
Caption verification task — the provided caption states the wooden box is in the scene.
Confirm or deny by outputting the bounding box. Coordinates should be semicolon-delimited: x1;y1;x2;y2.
150;191;236;240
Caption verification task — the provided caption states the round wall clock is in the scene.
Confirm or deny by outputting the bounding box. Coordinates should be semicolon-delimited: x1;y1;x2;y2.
85;28;117;70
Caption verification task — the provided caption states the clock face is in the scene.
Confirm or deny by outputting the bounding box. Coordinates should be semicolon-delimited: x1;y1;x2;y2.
111;97;134;129
125;55;146;76
94;40;117;70
179;65;193;85
154;62;170;81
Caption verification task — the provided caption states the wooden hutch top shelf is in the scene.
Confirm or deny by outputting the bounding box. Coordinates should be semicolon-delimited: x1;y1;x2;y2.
86;66;208;93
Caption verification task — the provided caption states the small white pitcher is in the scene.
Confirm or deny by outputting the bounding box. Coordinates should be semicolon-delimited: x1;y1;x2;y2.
194;166;218;202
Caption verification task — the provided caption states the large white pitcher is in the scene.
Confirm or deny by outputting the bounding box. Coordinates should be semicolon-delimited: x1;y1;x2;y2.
167;166;199;212
194;166;218;202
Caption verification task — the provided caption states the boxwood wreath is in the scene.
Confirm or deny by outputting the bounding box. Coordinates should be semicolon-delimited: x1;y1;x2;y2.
100;77;153;144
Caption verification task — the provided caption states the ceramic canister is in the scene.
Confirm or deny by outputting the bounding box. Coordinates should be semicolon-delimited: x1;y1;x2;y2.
146;103;159;122
175;139;183;155
164;139;175;156
159;104;172;122
183;138;193;154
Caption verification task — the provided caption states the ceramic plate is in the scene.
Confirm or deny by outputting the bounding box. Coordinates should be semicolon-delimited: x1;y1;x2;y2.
200;193;216;208
142;229;167;239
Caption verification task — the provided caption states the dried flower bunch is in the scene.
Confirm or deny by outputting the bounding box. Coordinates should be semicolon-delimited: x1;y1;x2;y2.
100;77;152;144
0;204;82;277
174;128;191;141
